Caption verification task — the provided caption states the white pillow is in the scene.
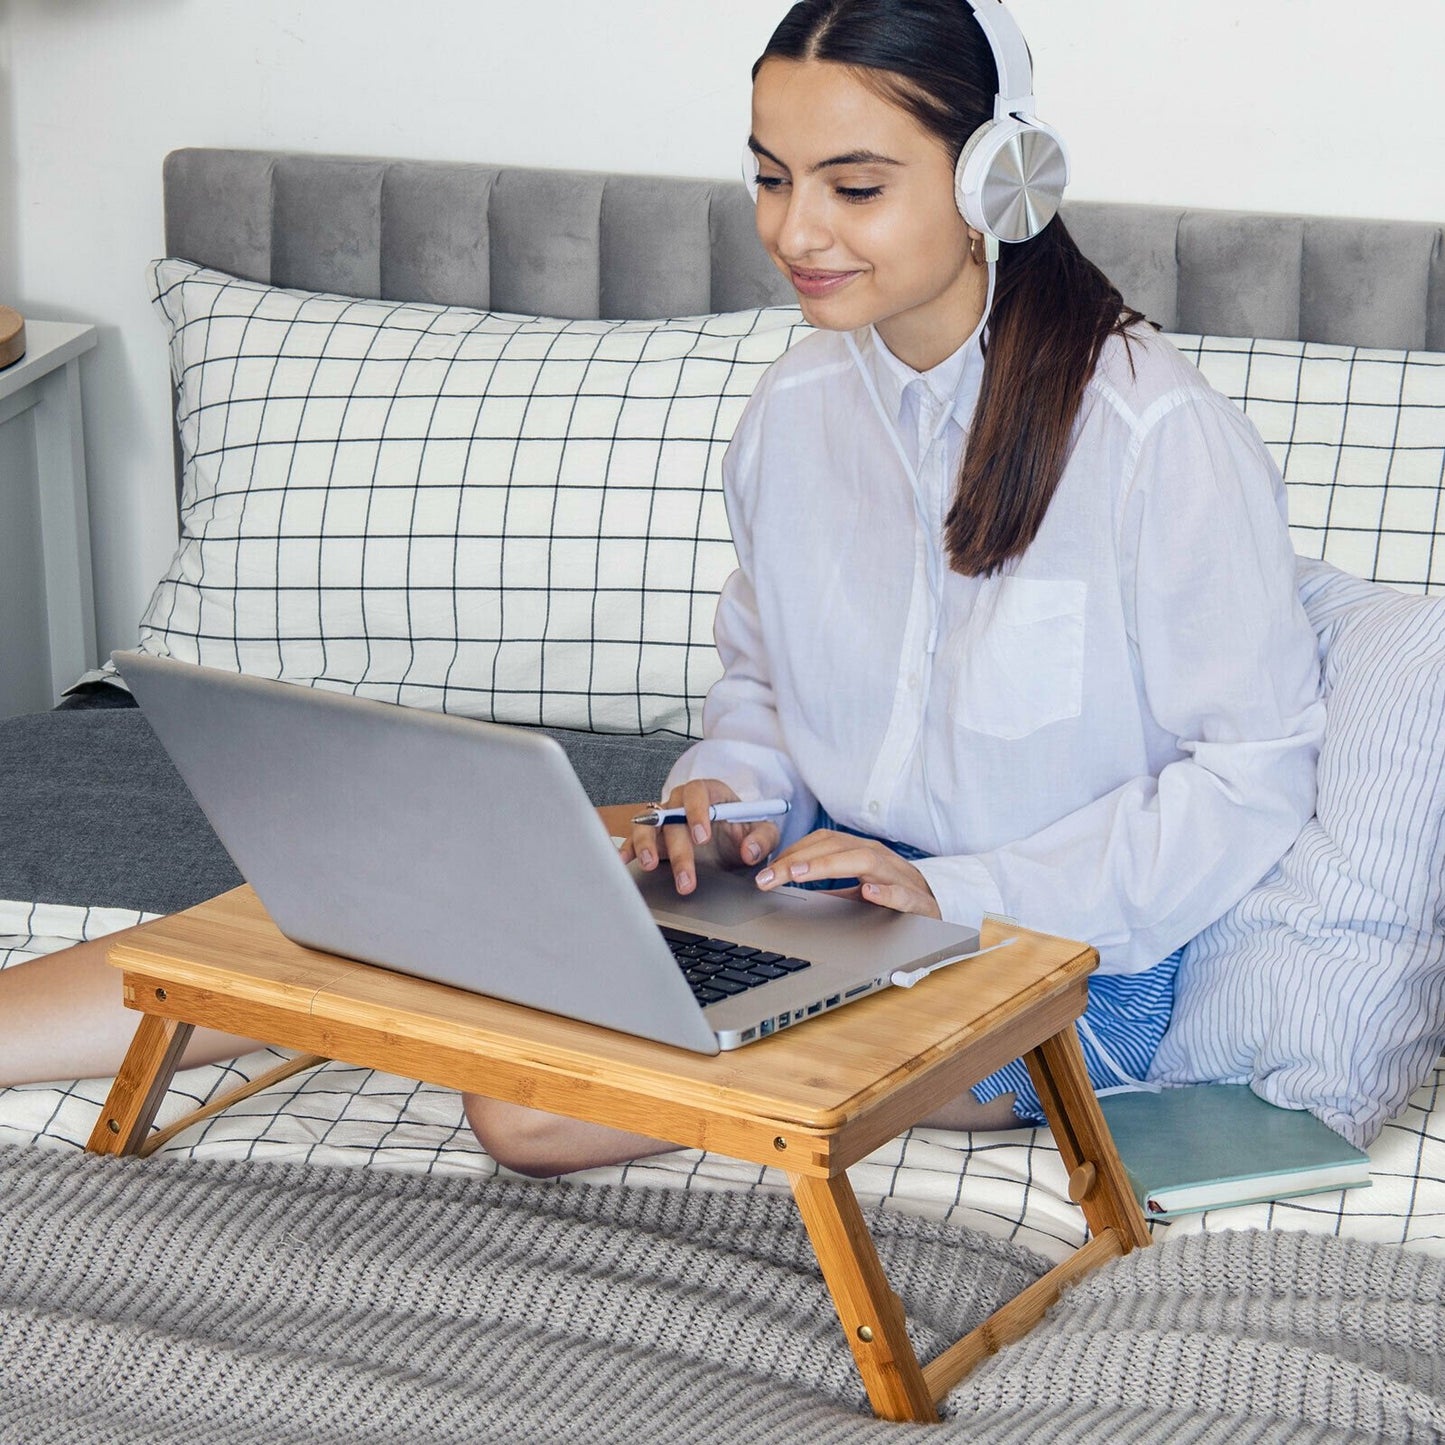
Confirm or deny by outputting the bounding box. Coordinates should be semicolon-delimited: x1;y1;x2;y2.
1151;559;1445;1147
140;259;809;735
1151;337;1445;1145
1165;335;1445;594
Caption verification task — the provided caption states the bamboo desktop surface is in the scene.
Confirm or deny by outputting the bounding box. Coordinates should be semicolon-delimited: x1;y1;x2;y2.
106;884;1093;1178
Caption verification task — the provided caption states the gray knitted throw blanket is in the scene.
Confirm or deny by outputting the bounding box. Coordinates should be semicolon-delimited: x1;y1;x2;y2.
2;1144;1442;1444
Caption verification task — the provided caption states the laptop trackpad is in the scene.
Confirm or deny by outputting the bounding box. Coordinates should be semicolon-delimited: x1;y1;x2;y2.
630;859;779;928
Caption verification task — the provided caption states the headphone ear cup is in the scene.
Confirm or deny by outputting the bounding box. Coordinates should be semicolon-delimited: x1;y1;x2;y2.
742;147;761;204
954;117;1070;244
953;121;999;234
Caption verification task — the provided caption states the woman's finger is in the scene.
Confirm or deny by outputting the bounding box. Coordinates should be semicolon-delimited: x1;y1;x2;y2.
859;878;933;916
666;779;724;893
716;820;780;868
661;821;696;891
623;823;653;869
626;810;667;871
664;779;741;893
756;832;941;918
625;784;693;872
680;778;718;849
757;835;888;888
783;845;882;886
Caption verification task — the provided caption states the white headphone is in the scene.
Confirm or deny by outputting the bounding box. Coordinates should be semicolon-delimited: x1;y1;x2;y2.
744;0;1070;256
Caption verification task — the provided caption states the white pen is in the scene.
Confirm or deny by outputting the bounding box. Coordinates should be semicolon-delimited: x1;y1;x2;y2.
630;798;791;828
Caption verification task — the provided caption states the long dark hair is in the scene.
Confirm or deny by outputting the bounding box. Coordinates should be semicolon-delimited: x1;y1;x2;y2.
755;0;1150;576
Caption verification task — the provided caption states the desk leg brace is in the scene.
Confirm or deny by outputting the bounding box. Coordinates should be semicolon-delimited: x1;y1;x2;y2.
86;1013;194;1156
789;1172;938;1424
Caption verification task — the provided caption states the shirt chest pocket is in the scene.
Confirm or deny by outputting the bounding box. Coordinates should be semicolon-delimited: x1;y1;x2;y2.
949;577;1087;741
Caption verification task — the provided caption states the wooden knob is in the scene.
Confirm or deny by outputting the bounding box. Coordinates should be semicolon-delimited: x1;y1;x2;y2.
1067;1162;1097;1204
0;306;24;370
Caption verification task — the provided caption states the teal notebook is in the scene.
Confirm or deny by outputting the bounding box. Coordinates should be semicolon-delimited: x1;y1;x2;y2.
1097;1084;1371;1220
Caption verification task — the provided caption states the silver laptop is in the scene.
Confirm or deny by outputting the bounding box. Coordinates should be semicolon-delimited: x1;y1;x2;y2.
112;652;982;1053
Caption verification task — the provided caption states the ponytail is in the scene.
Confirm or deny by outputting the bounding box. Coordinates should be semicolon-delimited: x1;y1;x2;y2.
946;221;1149;575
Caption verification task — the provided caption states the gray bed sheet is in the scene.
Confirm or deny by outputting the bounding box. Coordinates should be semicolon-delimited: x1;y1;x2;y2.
1;695;687;914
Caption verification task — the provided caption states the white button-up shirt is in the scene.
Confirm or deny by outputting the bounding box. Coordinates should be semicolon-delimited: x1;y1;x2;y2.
665;303;1324;974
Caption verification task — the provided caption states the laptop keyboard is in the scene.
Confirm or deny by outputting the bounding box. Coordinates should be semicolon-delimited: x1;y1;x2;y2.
659;925;812;1006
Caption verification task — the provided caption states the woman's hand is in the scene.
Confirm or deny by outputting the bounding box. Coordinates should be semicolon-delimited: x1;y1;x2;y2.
755;830;942;919
617;779;782;896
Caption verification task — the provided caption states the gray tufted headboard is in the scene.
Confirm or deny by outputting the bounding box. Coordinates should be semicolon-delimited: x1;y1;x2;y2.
165;148;1445;351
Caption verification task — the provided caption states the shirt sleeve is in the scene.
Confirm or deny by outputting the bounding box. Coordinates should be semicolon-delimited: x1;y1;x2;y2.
915;392;1325;973
663;413;818;850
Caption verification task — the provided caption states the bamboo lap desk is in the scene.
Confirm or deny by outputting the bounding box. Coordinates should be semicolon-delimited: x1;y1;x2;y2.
88;884;1151;1424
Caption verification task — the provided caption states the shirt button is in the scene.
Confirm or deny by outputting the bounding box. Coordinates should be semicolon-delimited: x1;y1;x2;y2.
867;801;881;816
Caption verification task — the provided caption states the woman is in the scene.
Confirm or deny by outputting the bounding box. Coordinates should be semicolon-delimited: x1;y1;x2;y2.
4;0;1321;1181
465;0;1324;1174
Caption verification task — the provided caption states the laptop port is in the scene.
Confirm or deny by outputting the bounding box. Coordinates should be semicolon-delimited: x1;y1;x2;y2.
844;983;872;999
740;1027;757;1043
759;1019;773;1037
806;1002;822;1016
825;994;842;1008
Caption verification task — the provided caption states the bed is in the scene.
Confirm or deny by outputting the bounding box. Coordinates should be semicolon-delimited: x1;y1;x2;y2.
2;149;1444;1440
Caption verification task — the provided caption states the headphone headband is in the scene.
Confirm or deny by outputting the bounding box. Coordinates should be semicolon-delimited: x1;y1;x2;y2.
961;0;1036;121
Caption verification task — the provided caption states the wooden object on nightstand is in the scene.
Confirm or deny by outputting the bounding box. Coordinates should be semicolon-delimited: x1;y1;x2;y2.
0;307;24;369
87;878;1150;1425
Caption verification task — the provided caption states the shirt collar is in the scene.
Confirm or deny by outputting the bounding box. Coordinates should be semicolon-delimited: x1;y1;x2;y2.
855;263;995;430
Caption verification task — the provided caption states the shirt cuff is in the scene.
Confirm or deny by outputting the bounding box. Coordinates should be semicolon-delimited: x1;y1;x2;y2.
912;854;1007;930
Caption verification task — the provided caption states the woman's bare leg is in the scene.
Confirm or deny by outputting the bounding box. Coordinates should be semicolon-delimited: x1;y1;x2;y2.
463;1094;678;1178
462;1087;1023;1179
919;1091;1021;1132
0;926;264;1086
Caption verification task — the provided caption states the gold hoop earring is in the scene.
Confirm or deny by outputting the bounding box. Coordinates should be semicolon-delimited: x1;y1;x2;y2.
969;234;982;266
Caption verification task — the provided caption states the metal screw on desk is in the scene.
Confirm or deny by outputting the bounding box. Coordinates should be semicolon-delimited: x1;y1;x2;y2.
107;1119;119;1134
155;988;168;1001
773;1136;787;1151
857;1326;875;1342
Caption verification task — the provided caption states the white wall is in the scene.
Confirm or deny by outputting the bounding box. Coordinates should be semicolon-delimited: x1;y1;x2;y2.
0;12;14;302
2;0;1442;662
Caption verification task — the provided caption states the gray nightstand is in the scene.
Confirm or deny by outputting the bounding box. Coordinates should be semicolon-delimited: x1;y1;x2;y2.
0;319;98;717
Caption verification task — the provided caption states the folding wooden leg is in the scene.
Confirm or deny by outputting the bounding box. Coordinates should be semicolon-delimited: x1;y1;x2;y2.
86;1013;194;1157
788;1171;937;1424
912;1025;1152;1405
1024;1024;1151;1250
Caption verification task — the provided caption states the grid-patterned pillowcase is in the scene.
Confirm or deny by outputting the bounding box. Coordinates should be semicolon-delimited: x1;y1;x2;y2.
140;259;810;736
1152;559;1445;1147
1166;335;1445;594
